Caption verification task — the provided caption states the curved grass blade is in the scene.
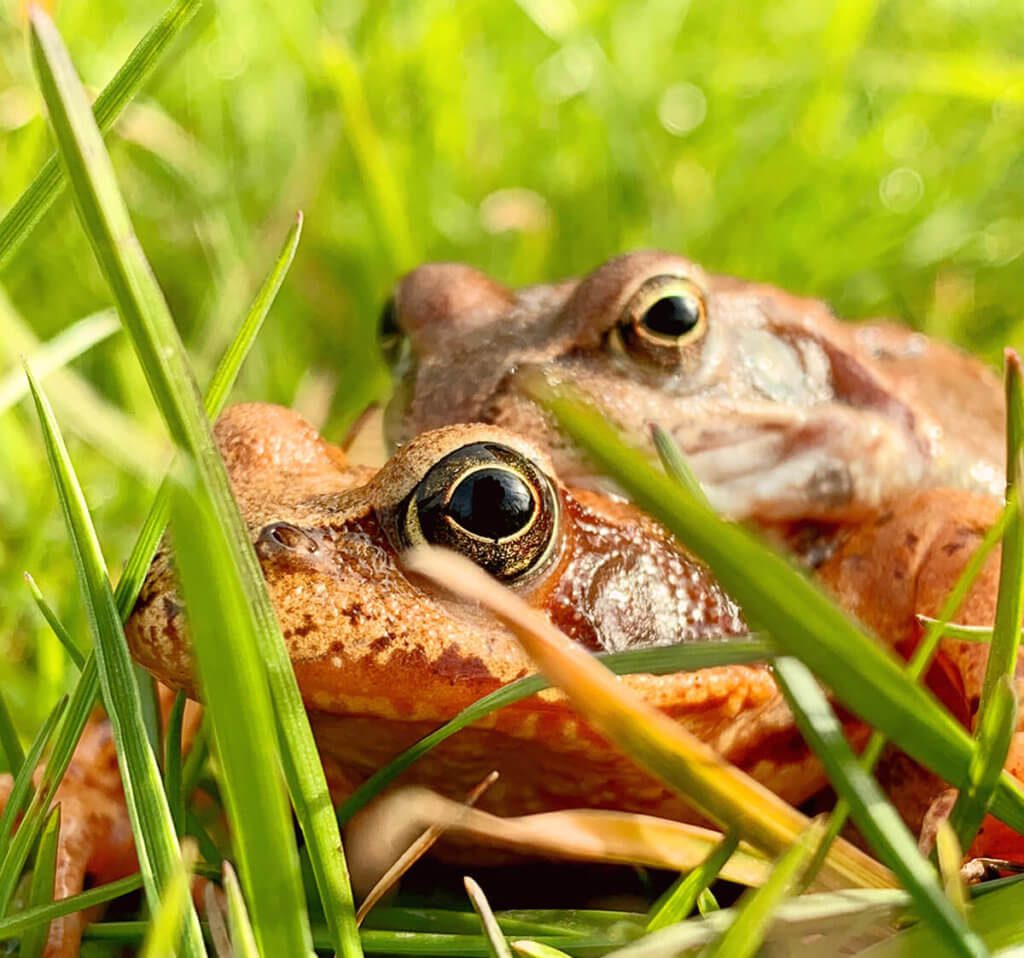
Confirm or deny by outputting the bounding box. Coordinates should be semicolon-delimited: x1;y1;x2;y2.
27;11;358;952
0;0;202;271
647;831;739;931
0;311;118;414
698;819;822;958
511;942;572;958
404;547;894;891
337;639;773;823
916;618;995;642
535;385;1024;832
935;821;968;919
772;657;986;958
950;351;1024;850
465;877;514;958
24;573;85;671
0;874;142;943
17;804;60;958
25;369;205;957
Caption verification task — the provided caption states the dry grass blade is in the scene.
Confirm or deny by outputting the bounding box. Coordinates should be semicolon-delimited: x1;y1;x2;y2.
356;772;498;925
465;876;514;958
402;546;894;891
345;785;774;900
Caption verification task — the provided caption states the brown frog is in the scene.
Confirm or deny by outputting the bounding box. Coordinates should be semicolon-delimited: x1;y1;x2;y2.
7;404;1020;957
385;252;1004;521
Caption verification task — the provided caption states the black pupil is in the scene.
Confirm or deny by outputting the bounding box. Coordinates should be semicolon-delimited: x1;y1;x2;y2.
641;294;701;339
447;468;535;541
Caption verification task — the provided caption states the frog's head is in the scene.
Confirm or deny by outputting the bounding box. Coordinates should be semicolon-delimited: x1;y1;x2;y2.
383;252;1001;522
127;403;746;723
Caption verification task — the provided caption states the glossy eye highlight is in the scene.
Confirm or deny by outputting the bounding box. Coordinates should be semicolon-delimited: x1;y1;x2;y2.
401;442;560;583
616;275;709;368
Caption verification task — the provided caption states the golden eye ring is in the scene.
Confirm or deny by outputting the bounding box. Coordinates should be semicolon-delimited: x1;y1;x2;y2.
615;275;709;368
400;442;561;583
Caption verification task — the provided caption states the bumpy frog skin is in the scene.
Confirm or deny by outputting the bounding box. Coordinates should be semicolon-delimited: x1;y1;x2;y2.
5;404;1020;958
386;252;1004;521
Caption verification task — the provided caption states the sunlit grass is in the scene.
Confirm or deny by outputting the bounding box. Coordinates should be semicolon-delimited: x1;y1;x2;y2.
3;0;1024;955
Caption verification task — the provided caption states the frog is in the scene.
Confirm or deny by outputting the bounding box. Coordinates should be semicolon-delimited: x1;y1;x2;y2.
6;404;1019;958
383;251;1005;522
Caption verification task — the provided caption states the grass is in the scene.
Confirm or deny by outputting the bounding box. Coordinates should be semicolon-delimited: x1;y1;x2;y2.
3;0;1024;955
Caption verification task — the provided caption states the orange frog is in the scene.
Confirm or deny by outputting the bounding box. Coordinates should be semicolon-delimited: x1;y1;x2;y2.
385;252;1004;521
4;400;1019;956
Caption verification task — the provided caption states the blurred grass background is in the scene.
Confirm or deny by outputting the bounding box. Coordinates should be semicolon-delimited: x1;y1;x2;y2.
1;0;1023;744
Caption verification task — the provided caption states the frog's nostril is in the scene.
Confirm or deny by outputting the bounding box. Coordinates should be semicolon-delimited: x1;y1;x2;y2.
257;522;319;554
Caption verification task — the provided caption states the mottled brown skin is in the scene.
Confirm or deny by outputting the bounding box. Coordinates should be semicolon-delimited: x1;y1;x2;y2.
8;408;1020;958
387;252;1004;521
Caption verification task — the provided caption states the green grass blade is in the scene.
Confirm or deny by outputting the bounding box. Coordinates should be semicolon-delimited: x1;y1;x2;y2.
465;877;514;958
0;0;202;271
936;821;968;918
18;805;61;958
25;368;206;957
336;639;772;822
0;874;142;942
140;840;196;958
773;657;986;958
951;352;1024;849
0;692;22;777
24;573;85;671
223;862;260;958
511;942;572;958
170;471;313;957
916;618;995;642
652;424;711;508
203;211;303;417
698;820;822;958
950;678;1018;851
536;385;1024;833
647;831;739;932
29;10;358;951
0;312;118;414
164;690;187;834
0;696;66;852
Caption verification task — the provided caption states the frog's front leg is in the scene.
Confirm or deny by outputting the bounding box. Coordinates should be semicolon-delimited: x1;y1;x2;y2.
817;487;1024;861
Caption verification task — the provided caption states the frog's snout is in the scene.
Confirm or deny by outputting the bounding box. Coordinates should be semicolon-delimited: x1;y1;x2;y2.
256;521;321;557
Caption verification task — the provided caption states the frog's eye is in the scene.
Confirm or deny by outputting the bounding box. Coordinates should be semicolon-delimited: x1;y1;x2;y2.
615;275;709;368
401;442;560;583
378;294;406;367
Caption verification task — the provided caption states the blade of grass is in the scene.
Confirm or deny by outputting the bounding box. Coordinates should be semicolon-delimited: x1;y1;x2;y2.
23;573;85;671
139;839;197;958
164;690;187;833
772;656;986;958
0;696;66;851
950;351;1024;849
28;12;359;951
916;619;995;642
0;0;202;271
25;368;206;956
404;547;894;891
223;862;260;958
647;831;739;932
0;311;118;413
511;942;572;958
0;874;142;943
465;877;514;958
535;384;1024;832
697;820;823;958
652;425;711;507
936;821;968;919
337;638;772;823
0;693;22;777
170;471;313;956
18;805;61;958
